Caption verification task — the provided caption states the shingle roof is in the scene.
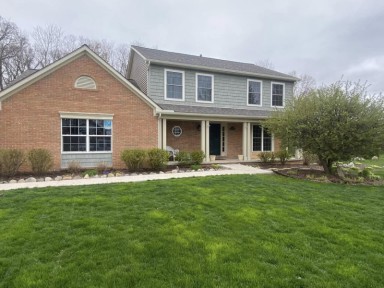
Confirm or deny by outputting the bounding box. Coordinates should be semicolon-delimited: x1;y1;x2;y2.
6;69;39;88
159;104;271;118
132;46;297;81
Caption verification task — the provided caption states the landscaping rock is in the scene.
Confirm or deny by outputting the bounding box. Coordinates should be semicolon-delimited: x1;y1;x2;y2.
107;173;115;177
55;176;63;181
84;174;89;179
171;169;178;173
92;175;100;178
73;176;82;180
372;156;379;160
150;172;156;175
159;171;164;174
37;178;44;182
115;172;123;177
130;173;138;176
9;180;17;184
18;179;25;183
44;177;53;182
101;175;107;178
26;177;37;183
63;175;72;180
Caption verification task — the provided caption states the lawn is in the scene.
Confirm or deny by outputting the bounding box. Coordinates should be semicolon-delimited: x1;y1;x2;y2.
0;175;383;288
356;154;384;178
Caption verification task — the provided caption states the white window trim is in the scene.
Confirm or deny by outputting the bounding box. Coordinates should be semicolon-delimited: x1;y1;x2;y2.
271;82;285;108
251;124;274;152
60;114;113;154
247;79;263;107
195;73;214;103
164;69;185;101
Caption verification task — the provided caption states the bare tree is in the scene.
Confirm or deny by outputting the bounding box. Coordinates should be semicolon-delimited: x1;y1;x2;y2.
32;25;71;68
0;16;33;90
289;71;316;97
256;59;275;70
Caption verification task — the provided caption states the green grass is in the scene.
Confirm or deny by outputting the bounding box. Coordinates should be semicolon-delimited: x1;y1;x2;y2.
0;175;383;288
357;154;384;178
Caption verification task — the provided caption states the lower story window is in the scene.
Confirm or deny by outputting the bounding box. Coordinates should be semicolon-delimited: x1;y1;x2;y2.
62;118;112;152
252;124;272;151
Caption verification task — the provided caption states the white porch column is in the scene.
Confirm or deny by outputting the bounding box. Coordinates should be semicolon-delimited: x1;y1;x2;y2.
200;120;206;154
247;122;252;160
157;118;162;148
205;120;210;162
162;118;167;150
242;122;247;160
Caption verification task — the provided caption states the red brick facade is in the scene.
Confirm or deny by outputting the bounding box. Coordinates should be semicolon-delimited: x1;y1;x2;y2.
0;54;158;170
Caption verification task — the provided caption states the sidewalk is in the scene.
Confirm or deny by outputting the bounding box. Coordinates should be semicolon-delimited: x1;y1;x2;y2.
0;164;272;191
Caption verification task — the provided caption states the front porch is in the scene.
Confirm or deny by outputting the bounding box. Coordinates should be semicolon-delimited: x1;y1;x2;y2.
158;118;280;162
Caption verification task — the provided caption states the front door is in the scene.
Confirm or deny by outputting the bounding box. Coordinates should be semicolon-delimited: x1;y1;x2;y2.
209;123;221;155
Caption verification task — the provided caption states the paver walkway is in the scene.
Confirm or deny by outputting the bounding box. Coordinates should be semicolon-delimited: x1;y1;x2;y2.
0;164;272;191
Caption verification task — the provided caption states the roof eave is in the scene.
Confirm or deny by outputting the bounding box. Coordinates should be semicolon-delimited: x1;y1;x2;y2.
147;59;299;82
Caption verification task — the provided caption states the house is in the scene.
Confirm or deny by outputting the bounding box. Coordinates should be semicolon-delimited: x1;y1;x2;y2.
0;45;297;170
127;46;297;162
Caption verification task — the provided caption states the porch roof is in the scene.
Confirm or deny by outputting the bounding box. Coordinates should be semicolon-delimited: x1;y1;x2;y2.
159;104;272;118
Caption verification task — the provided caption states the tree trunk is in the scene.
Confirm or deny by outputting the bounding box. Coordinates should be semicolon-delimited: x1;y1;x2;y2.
319;158;333;175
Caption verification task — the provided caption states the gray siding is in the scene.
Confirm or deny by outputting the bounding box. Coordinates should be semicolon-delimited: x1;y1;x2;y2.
129;52;148;94
61;153;112;169
148;64;294;111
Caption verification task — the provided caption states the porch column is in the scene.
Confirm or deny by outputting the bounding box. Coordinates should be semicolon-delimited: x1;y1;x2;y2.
247;122;252;160
205;120;210;162
242;122;251;160
200;120;206;154
162;118;167;150
242;122;248;160
157;118;162;148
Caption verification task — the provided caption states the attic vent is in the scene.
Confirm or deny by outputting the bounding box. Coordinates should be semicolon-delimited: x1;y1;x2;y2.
75;76;97;90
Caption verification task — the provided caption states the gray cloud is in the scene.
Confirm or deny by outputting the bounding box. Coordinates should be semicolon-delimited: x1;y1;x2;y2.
2;0;384;92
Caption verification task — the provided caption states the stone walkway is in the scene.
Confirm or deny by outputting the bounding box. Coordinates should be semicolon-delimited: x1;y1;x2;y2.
0;164;272;191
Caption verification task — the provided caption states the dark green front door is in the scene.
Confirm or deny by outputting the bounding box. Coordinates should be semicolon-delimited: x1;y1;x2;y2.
210;124;221;155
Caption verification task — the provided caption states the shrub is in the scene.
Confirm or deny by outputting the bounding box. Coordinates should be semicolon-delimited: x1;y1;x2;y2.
97;162;109;174
175;151;190;166
0;149;25;178
28;149;53;175
275;150;290;165
190;164;201;171
147;148;169;171
67;160;82;175
82;169;98;177
190;150;205;165
259;152;274;163
303;151;318;165
121;149;147;171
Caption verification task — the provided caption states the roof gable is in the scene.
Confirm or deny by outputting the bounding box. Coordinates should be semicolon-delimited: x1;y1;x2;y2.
0;45;161;111
131;46;298;82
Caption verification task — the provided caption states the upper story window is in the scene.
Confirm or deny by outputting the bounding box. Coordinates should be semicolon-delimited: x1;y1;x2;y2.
196;73;214;102
75;76;97;90
247;79;262;106
271;82;285;107
165;69;184;101
62;118;112;153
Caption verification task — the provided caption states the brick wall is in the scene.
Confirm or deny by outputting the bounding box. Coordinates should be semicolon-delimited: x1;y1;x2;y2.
0;54;158;170
166;120;201;152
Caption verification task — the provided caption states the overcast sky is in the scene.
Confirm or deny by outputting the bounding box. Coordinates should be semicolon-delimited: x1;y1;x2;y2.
2;0;384;93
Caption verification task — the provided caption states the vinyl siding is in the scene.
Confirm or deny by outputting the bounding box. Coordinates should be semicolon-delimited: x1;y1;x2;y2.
129;51;148;94
61;153;112;169
148;64;294;110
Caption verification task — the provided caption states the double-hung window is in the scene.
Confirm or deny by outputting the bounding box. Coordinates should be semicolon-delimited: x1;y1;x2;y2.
252;124;272;151
165;69;184;100
271;82;285;107
62;118;112;152
248;79;262;106
196;73;214;102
